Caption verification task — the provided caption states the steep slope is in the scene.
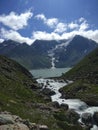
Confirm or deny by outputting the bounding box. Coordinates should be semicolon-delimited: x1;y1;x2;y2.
0;35;97;69
60;47;98;106
0;40;20;54
55;35;97;67
0;55;85;130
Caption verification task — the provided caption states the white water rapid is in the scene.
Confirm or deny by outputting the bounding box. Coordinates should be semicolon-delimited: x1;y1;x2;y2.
37;78;98;130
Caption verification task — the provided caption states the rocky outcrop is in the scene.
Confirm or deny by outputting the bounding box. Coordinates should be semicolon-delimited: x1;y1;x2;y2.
93;112;98;125
81;112;92;123
65;110;80;124
0;111;49;130
42;88;56;96
60;103;69;110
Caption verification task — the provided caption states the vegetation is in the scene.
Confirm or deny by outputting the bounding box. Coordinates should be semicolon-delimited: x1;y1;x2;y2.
61;47;98;106
0;55;85;130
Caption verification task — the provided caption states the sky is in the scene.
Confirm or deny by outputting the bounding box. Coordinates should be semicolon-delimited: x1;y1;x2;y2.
0;0;98;44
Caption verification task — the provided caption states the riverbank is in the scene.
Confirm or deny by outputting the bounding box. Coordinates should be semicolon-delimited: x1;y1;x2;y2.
37;78;98;130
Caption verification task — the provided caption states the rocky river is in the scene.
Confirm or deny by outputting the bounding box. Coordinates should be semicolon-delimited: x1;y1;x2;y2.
37;78;98;130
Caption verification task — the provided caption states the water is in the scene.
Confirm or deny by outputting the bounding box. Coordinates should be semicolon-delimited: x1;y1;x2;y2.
30;67;71;78
37;78;98;130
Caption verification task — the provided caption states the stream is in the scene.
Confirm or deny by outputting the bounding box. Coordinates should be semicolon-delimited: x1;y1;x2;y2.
37;78;98;130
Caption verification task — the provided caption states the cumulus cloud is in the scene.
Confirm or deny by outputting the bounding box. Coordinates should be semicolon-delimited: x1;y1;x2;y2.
35;14;58;28
54;22;67;33
68;22;79;29
0;38;4;43
1;14;98;44
35;14;68;33
0;10;33;30
32;28;98;43
35;14;90;34
79;20;89;31
1;28;33;45
32;31;61;40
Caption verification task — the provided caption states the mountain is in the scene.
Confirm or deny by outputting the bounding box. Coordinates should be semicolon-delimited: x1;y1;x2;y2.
60;47;98;106
0;40;20;54
54;35;98;67
0;35;97;69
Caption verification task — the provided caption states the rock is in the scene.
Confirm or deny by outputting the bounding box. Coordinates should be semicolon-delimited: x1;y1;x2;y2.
0;123;29;130
93;112;98;125
60;103;69;110
0;112;49;130
66;110;80;124
81;113;93;126
42;88;55;96
52;101;60;108
0;115;14;125
43;96;51;102
39;125;49;130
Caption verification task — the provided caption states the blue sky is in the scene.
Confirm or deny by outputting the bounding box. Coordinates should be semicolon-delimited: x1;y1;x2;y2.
0;0;98;44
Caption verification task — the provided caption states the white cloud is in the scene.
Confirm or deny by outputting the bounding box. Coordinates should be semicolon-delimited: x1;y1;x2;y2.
1;28;33;45
32;28;98;43
35;14;58;28
35;14;90;34
35;13;67;33
35;14;46;21
79;17;86;23
0;10;33;30
1;15;98;45
0;38;4;43
79;21;89;31
68;22;79;29
32;31;61;40
54;22;67;33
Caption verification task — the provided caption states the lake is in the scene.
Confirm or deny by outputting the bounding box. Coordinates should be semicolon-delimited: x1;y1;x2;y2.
30;67;71;78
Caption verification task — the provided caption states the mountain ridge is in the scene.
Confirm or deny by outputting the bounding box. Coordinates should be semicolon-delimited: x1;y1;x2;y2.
0;35;98;69
60;47;98;106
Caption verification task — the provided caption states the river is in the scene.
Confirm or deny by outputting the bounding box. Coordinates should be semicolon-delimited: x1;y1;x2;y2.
30;68;98;130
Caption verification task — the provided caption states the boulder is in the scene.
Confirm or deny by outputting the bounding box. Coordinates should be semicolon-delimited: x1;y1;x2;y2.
39;125;49;130
42;88;55;96
66;110;80;124
52;101;60;108
60;103;69;110
81;112;93;126
0;112;49;130
93;112;98;125
0;115;14;125
0;123;29;130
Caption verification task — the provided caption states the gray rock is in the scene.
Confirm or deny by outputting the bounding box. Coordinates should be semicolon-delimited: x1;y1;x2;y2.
52;101;60;108
60;103;69;110
42;88;55;96
93;112;98;125
66;109;80;124
39;125;49;130
0;115;14;125
0;123;29;130
81;112;93;125
0;112;49;130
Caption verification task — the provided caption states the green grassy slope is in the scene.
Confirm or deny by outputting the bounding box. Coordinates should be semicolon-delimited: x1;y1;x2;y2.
60;48;98;106
0;55;57;129
0;55;85;130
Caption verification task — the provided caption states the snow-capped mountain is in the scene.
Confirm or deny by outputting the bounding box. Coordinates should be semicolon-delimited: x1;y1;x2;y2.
0;35;97;69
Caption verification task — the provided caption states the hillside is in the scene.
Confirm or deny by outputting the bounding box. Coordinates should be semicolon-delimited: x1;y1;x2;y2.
60;47;98;106
0;55;85;130
0;55;55;129
0;35;97;69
